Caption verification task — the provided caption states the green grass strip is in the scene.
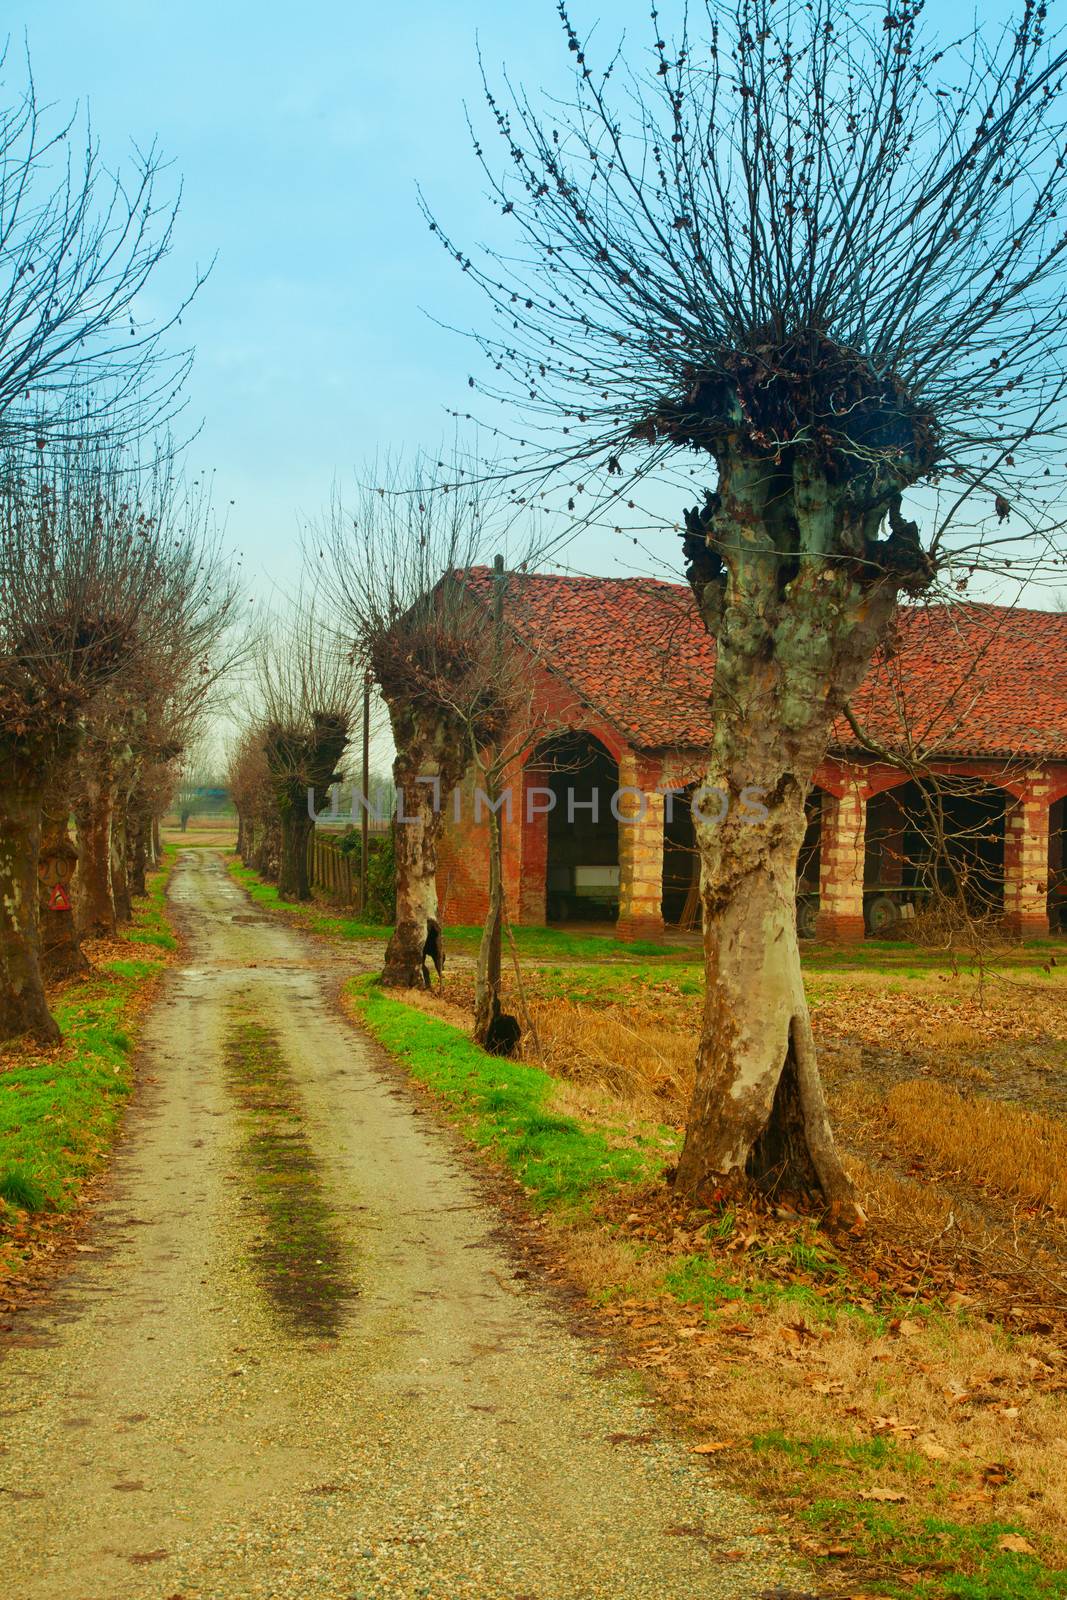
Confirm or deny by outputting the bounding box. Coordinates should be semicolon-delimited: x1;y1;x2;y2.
224;1014;356;1337
0;850;177;1225
226;856;686;960
349;975;665;1209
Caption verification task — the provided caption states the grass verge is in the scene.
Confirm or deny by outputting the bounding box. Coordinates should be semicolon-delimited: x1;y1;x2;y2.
0;848;178;1267
226;856;689;960
349;976;666;1208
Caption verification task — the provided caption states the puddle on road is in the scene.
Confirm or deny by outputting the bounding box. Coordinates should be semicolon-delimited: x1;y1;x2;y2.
223;1011;356;1337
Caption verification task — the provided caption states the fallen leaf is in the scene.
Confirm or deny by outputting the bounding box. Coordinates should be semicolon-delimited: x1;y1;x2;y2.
860;1487;909;1503
692;1439;735;1453
997;1534;1037;1555
916;1433;950;1461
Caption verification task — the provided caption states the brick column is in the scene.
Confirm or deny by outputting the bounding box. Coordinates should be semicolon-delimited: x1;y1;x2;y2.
1003;774;1050;939
816;778;867;942
519;761;549;924
616;753;665;942
435;765;489;925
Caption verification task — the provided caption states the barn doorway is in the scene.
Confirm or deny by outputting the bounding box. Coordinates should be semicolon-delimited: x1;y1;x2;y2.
864;778;1006;931
539;732;620;923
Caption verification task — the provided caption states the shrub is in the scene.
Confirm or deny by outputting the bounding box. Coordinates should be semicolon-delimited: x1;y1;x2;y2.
338;828;396;923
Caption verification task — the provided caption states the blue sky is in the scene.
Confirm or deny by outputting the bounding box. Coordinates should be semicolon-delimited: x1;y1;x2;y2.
17;0;672;602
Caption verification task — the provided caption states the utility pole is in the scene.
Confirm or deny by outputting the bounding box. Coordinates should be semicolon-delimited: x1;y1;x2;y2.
361;670;371;914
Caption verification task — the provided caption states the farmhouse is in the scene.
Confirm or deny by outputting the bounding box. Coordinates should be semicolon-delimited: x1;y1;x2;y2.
436;571;1067;942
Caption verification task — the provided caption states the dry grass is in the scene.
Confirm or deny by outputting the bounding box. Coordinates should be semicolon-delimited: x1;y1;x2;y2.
811;975;1067;1048
880;1079;1067;1216
531;997;692;1111
552;1191;1067;1582
499;957;1067;1585
162;820;236;849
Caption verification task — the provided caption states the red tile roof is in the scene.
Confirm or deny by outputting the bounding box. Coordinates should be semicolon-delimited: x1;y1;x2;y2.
464;569;1067;761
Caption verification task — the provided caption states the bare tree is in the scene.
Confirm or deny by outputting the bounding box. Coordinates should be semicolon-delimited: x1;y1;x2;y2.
0;46;202;448
0;430;164;1038
322;468;520;988
254;606;360;902
229;725;280;878
72;476;242;942
430;0;1067;1213
439;561;554;1048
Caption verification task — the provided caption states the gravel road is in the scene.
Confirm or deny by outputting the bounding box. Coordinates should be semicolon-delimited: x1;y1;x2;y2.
0;850;807;1600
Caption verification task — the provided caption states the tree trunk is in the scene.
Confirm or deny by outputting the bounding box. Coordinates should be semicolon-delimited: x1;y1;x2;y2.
677;761;848;1208
382;750;443;988
127;806;148;898
235;811;245;858
111;799;133;923
39;761;87;983
0;766;61;1045
277;812;313;901
75;761;117;940
254;815;280;881
674;456;913;1216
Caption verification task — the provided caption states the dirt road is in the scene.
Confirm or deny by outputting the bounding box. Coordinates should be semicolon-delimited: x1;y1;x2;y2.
0;851;803;1599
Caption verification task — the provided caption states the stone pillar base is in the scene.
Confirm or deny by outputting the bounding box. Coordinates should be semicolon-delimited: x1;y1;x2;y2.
815;910;866;943
616;913;665;944
1002;911;1050;941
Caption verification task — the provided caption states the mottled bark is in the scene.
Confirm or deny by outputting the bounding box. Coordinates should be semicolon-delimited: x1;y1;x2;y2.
675;455;925;1214
383;745;443;988
0;760;60;1045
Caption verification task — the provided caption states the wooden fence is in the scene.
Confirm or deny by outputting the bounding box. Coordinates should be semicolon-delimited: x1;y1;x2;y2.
307;825;389;910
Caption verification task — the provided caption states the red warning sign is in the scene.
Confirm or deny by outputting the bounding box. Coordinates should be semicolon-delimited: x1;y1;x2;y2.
48;883;72;912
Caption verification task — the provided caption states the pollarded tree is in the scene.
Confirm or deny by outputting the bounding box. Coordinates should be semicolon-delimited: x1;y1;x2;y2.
255;608;360;902
72;470;241;941
431;0;1067;1212
322;469;520;989
0;433;164;1037
228;725;280;877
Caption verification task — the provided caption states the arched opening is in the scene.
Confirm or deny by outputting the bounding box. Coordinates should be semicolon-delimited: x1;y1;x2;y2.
660;784;824;934
863;777;1006;932
536;731;620;924
1050;795;1066;933
796;789;822;938
662;786;697;927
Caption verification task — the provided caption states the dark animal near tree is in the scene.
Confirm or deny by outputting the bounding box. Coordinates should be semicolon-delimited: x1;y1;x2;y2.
422;917;444;989
484;999;521;1057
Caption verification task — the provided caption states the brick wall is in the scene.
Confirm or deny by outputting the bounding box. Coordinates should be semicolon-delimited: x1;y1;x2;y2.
1003;774;1051;938
435;762;522;927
